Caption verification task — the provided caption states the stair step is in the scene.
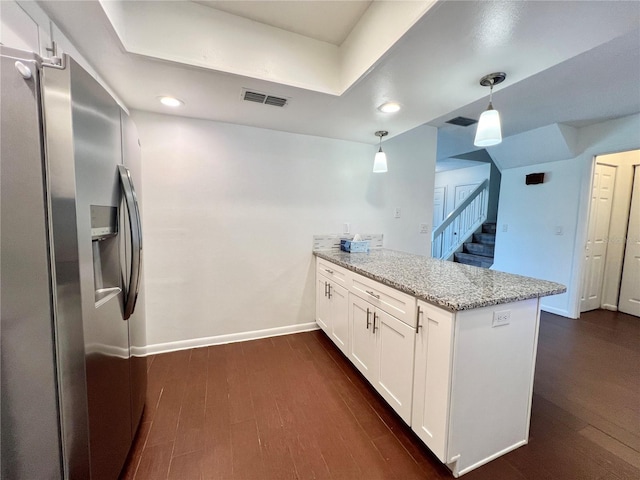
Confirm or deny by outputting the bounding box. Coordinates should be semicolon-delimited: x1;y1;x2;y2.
482;223;497;234
454;252;494;268
473;232;496;245
464;242;495;257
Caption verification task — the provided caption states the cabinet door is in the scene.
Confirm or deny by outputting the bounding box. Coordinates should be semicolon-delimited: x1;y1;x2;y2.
348;293;376;381
374;309;416;424
329;282;349;355
316;275;331;334
411;301;454;462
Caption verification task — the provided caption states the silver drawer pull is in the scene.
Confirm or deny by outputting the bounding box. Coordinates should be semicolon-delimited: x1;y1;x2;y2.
325;269;334;274
365;290;380;299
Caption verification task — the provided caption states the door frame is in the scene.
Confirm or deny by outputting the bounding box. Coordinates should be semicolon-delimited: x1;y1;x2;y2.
572;149;640;318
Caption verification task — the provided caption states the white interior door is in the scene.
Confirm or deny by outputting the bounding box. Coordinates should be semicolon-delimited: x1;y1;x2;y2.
433;186;446;229
581;163;617;312
618;166;640;317
454;183;479;207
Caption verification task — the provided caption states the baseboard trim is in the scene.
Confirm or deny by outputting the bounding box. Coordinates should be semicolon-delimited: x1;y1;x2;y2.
141;322;320;356
601;304;618;312
453;439;528;477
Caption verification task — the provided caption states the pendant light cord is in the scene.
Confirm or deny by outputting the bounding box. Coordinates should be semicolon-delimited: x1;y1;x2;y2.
488;80;494;110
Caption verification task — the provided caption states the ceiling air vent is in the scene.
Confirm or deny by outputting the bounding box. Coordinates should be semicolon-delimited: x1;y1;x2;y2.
242;89;289;107
446;116;478;127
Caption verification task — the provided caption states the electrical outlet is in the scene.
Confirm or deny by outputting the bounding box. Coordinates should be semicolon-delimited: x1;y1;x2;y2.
492;310;511;327
419;223;430;234
502;224;508;233
394;207;401;218
343;223;350;234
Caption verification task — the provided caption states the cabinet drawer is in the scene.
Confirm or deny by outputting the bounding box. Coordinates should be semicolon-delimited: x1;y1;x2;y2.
351;274;416;327
316;257;350;286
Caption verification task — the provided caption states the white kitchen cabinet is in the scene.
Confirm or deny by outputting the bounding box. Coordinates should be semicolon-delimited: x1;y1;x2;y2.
411;300;454;462
412;298;541;477
374;307;416;423
351;272;416;326
316;275;331;333
328;281;348;354
348;293;376;378
315;251;560;477
316;257;350;287
348;291;416;424
315;258;349;355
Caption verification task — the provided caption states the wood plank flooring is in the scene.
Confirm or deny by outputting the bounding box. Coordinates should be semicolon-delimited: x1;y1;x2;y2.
120;309;640;479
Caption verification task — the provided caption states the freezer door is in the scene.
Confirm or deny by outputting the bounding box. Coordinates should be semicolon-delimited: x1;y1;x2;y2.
1;47;66;480
42;57;132;480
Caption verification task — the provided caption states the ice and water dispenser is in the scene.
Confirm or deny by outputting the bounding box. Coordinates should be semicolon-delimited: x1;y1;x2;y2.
90;205;121;307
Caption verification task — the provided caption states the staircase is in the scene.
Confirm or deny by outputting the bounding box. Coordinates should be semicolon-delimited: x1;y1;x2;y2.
454;223;495;268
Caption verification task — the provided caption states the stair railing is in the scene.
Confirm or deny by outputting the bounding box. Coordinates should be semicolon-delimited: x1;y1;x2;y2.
431;179;489;260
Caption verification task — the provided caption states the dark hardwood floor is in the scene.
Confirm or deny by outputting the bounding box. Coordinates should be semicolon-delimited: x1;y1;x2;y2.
120;309;640;479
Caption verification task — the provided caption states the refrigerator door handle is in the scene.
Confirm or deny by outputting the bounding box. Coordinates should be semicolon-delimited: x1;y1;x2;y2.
118;165;142;320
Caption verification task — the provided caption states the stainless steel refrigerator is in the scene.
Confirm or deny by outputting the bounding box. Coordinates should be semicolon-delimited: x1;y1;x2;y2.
1;46;146;479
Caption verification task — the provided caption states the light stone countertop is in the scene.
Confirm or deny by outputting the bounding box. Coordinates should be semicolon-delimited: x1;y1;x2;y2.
314;249;566;311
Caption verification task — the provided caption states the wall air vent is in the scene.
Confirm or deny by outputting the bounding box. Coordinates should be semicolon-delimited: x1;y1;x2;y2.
242;89;289;107
446;116;478;127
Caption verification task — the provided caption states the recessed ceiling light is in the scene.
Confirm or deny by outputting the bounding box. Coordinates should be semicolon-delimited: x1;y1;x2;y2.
378;102;401;113
158;96;184;107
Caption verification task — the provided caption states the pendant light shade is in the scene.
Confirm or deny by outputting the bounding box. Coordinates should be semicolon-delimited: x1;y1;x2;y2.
474;72;506;148
373;149;388;173
373;130;388;173
474;106;502;147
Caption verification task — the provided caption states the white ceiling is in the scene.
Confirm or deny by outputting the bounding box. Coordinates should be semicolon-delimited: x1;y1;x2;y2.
192;1;372;46
38;0;640;149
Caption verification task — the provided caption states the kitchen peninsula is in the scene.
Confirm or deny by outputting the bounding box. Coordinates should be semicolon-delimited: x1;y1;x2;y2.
314;249;565;477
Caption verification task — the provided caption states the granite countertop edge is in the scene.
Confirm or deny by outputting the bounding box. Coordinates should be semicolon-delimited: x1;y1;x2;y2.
314;249;567;312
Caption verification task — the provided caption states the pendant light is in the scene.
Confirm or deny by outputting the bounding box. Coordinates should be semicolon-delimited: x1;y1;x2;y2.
373;130;388;173
474;72;506;147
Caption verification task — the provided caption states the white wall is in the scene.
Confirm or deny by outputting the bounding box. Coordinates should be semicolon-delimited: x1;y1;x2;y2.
0;0;40;52
434;163;491;218
493;114;640;318
492;158;583;316
132;111;436;351
0;0;126;110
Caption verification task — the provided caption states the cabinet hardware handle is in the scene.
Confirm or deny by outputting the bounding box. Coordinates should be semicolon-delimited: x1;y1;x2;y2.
324;281;328;297
327;283;332;299
325;269;334;274
366;308;371;329
373;312;378;333
415;306;423;334
365;290;380;299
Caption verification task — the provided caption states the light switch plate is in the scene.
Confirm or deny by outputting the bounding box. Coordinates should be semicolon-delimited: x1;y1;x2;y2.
394;207;401;218
419;223;429;234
